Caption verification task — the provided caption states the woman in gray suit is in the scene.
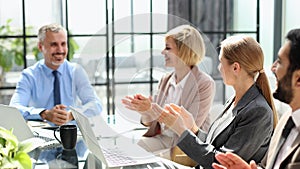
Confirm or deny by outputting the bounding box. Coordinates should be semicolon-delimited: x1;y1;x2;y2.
212;28;300;169
121;25;215;159
157;35;278;169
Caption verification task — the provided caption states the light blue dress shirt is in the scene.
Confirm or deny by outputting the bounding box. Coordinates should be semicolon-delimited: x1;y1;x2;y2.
9;59;102;121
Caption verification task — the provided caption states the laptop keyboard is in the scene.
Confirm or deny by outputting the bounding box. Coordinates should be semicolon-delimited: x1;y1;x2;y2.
33;135;60;149
103;147;137;166
35;135;55;142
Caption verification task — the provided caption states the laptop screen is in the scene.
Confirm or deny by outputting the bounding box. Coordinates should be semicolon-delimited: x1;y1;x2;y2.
70;106;107;164
0;104;34;141
70;106;159;167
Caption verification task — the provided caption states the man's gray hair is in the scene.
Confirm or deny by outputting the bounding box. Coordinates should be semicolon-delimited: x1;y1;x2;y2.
38;23;67;42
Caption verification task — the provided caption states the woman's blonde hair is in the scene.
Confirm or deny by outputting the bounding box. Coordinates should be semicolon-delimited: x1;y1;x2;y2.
221;35;278;128
166;25;205;66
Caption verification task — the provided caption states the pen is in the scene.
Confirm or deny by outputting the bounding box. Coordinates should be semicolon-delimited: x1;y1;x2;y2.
31;124;47;127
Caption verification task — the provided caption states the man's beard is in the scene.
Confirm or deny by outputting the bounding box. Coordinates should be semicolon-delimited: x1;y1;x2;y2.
273;72;294;104
51;53;65;66
51;61;63;66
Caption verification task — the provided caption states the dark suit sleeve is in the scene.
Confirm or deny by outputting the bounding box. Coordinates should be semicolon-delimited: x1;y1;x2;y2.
178;105;273;169
178;130;217;168
224;106;272;160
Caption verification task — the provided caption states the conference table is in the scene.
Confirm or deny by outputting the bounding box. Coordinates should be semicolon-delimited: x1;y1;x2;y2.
29;124;192;169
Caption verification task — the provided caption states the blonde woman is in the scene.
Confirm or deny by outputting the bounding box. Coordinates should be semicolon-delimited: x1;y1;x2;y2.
122;25;215;159
157;35;278;169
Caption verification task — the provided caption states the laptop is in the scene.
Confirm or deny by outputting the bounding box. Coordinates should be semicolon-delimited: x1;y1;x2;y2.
0;104;59;149
70;106;160;168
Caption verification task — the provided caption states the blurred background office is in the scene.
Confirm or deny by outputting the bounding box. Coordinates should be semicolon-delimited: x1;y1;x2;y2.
0;0;295;125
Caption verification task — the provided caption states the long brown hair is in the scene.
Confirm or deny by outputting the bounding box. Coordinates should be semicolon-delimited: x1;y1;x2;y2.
221;35;278;128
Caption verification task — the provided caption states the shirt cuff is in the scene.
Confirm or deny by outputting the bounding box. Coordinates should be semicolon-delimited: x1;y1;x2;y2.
177;130;190;143
197;129;207;142
25;114;43;121
177;129;207;144
32;108;46;115
24;108;45;121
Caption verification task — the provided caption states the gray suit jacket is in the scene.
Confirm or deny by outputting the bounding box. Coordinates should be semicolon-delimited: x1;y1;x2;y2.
143;66;215;139
262;111;300;169
177;84;274;169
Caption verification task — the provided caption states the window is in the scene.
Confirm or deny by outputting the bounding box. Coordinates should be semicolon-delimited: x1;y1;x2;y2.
0;0;262;123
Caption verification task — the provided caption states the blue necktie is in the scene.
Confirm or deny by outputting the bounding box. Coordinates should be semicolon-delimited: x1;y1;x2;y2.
53;70;61;105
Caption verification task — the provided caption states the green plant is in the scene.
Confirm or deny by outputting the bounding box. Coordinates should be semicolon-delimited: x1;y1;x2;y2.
0;19;24;72
0;127;32;169
0;19;79;72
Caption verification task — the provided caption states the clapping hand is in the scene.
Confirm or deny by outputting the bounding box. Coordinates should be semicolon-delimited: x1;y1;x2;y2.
212;152;258;169
157;103;198;136
122;94;161;123
170;104;196;131
156;104;184;136
121;94;152;112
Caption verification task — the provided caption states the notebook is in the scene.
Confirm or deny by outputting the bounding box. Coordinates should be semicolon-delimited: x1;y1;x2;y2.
70;106;160;168
0;104;59;149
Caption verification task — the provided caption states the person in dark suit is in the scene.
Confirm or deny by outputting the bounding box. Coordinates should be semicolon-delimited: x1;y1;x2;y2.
156;35;278;169
212;29;300;169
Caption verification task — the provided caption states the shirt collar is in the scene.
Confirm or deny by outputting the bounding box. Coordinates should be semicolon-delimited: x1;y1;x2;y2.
292;108;300;128
41;59;66;75
170;71;191;89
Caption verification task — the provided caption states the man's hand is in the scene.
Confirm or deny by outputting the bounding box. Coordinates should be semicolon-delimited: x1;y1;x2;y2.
212;152;258;169
40;104;73;126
